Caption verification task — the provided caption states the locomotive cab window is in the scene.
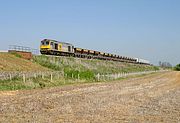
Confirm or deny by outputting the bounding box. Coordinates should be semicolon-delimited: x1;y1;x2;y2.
68;46;71;52
46;41;49;45
41;41;44;45
55;43;58;50
41;41;49;45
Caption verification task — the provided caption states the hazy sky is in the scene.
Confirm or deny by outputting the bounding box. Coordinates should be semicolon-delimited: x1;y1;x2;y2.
0;0;179;65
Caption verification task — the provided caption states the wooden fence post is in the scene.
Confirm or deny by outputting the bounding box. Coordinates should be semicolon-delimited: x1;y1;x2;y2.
9;74;12;81
23;74;26;83
42;73;44;79
34;73;37;79
72;73;74;79
97;73;100;81
50;73;53;82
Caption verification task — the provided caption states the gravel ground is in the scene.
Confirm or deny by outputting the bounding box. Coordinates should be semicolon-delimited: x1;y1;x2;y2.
0;71;180;123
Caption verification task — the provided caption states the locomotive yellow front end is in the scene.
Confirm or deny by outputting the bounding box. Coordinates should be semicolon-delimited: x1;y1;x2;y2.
40;39;74;56
40;39;51;54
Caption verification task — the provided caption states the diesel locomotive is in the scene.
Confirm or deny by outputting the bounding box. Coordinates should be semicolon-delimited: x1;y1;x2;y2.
40;39;150;65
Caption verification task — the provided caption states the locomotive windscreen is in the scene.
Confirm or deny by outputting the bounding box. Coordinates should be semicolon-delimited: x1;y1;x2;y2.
41;41;49;45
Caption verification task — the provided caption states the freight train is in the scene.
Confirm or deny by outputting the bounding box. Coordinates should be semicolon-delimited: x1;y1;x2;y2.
40;39;150;65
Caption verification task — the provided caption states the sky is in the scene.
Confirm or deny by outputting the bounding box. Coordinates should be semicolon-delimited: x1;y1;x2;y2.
0;0;180;65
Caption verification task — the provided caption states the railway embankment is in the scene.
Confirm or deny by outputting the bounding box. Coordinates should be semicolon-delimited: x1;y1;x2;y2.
33;55;159;75
0;53;160;90
0;53;49;72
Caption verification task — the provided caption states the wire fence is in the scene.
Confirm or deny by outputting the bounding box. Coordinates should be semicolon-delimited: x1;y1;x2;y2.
0;70;168;82
0;71;63;82
95;70;166;81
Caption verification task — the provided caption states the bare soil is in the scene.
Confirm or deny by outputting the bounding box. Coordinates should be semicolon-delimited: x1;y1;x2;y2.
0;71;180;123
0;53;48;71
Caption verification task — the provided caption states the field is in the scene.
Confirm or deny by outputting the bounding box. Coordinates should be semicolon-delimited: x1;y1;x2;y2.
0;71;179;122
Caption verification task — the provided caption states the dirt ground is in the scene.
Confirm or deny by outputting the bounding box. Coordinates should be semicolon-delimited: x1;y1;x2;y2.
0;53;48;71
0;71;180;123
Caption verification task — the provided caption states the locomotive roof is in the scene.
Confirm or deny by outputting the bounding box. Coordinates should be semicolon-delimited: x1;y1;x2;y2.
42;39;73;46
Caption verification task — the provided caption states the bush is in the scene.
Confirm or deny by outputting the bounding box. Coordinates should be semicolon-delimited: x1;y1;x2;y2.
174;64;180;71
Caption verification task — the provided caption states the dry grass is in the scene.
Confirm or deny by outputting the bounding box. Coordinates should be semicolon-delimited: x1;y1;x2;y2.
0;53;49;71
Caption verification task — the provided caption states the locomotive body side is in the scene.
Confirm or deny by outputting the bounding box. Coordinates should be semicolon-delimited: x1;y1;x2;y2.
40;39;74;56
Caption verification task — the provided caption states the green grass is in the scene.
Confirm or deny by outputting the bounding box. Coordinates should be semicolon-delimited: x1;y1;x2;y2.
0;78;30;90
33;55;159;75
64;69;95;80
0;55;160;91
0;76;93;91
0;70;159;91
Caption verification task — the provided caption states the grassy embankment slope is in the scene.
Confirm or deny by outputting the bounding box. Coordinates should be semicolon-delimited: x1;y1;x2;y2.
0;53;159;90
33;55;159;84
0;53;49;72
33;55;159;75
0;53;50;90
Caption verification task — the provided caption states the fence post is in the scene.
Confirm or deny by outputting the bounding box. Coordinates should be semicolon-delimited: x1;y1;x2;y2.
34;73;37;79
50;73;53;82
9;74;12;81
42;73;44;79
23;74;26;83
72;73;74;79
97;73;100;81
115;74;117;79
